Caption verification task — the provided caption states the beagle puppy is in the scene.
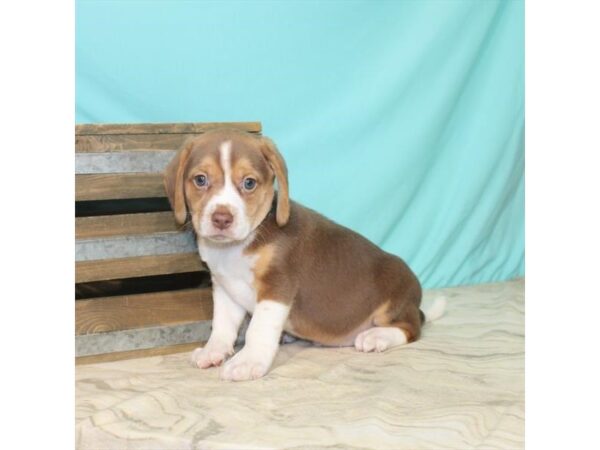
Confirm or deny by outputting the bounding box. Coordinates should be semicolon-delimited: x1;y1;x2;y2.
164;128;445;381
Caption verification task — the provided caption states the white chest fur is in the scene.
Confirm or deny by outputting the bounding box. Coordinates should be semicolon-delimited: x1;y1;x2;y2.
197;237;259;313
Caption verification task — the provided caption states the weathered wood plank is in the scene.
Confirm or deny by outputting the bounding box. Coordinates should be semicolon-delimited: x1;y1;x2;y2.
75;173;166;200
76;122;261;136
75;342;202;365
76;231;197;262
75;151;176;174
75;321;212;357
76;133;200;152
76;212;183;239
75;253;205;283
75;288;213;335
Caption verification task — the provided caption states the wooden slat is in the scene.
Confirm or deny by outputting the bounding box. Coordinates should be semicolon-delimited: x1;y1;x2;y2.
75;342;202;365
76;122;261;136
76;288;212;335
76;231;196;262
76;173;165;201
76;212;183;239
76;321;212;357
75;253;205;283
76;133;201;152
75;150;176;174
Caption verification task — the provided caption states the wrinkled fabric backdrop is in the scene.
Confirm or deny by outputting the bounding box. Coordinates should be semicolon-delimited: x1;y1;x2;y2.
76;0;524;289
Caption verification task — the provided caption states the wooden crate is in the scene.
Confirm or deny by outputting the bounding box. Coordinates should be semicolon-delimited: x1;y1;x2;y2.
75;122;261;364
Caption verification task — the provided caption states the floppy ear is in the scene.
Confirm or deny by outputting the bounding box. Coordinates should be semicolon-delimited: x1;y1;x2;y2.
260;136;290;226
163;141;193;224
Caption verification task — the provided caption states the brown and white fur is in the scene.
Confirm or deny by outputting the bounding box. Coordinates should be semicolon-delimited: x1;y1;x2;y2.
164;128;446;381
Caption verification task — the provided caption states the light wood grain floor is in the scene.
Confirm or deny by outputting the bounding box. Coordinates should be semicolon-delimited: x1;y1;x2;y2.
76;278;524;450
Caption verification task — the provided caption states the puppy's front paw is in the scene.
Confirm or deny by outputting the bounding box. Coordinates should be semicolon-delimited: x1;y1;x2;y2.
219;348;269;381
190;342;233;369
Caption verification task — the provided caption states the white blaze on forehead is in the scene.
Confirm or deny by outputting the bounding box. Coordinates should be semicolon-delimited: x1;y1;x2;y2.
216;140;243;208
219;140;233;181
198;140;251;240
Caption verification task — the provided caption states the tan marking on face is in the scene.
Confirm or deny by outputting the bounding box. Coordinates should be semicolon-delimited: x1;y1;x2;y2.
184;154;224;233
230;154;275;232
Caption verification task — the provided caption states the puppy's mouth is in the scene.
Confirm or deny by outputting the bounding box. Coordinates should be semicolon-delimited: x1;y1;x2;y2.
206;233;234;242
195;216;253;244
203;231;247;244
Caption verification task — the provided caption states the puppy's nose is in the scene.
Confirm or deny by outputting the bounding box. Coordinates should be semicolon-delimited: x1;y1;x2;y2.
211;210;234;230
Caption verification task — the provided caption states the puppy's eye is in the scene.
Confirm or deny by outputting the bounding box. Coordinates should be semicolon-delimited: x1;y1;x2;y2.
243;177;257;191
193;174;208;187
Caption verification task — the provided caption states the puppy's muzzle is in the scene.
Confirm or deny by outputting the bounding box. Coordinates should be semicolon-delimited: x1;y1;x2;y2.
211;210;234;230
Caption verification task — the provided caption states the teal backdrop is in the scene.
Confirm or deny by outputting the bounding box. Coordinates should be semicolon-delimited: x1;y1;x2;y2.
76;0;524;289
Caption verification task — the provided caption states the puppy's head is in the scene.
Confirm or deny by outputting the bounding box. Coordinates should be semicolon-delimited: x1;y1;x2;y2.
164;129;289;244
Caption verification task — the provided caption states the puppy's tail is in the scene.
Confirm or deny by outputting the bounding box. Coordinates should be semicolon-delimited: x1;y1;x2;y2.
421;296;447;323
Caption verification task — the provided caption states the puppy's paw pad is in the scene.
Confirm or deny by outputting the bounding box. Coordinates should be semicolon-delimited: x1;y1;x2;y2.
220;352;268;381
354;327;407;353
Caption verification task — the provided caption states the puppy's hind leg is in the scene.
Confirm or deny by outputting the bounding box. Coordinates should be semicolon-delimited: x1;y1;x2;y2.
354;305;421;353
354;296;448;353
